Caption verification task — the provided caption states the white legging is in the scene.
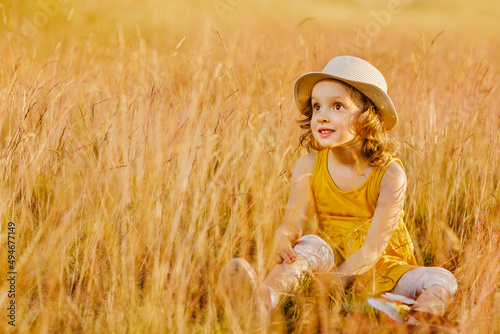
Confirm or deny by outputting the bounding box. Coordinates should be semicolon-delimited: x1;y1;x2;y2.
286;234;457;297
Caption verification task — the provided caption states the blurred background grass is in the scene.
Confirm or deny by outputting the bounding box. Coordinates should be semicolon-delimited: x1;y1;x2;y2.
0;0;499;332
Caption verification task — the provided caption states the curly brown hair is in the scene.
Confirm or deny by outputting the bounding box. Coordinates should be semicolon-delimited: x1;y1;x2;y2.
297;79;399;167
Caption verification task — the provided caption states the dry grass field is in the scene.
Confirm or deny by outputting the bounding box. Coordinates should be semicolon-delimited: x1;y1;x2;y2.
0;0;499;332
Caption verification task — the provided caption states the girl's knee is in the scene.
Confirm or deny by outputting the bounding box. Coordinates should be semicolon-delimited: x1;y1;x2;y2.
394;267;457;298
426;267;457;296
293;235;335;272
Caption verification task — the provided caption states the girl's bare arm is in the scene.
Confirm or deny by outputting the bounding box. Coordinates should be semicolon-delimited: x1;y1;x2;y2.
273;152;316;264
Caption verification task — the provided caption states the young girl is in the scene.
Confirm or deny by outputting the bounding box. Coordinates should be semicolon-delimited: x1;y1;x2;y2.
219;56;457;325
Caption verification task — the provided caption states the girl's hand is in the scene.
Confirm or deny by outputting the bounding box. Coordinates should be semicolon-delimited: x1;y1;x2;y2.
273;224;302;264
272;152;315;265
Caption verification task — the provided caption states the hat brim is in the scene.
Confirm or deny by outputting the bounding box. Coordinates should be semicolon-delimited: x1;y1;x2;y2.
294;72;398;131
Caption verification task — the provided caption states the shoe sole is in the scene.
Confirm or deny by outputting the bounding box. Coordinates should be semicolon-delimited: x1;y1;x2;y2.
218;258;259;311
218;258;270;329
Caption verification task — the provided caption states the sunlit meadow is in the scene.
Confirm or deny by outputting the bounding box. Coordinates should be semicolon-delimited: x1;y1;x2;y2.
0;0;499;332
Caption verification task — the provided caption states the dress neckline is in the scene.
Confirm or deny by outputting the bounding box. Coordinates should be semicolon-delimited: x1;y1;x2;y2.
325;149;376;193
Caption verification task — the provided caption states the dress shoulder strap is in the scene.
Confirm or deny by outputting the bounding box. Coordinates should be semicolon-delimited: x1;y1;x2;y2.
311;149;328;187
392;158;404;172
368;158;405;195
313;148;326;172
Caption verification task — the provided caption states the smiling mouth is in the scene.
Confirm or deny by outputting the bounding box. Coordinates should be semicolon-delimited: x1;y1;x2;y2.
319;129;334;134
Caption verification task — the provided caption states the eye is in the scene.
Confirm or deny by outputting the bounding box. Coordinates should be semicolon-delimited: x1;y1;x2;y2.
333;103;344;111
313;103;321;112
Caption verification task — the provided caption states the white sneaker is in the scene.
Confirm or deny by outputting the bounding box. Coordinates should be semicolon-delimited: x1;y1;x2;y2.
367;293;416;323
218;258;272;328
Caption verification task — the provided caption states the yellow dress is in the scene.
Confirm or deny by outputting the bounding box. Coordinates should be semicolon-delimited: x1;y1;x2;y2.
311;148;418;294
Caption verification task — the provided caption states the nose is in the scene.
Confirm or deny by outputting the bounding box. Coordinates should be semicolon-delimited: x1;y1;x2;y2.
317;112;329;123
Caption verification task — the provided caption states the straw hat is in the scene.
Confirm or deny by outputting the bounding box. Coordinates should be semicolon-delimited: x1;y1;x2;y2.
293;55;398;131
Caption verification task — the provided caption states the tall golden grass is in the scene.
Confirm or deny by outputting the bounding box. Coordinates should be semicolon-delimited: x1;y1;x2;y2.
1;0;499;332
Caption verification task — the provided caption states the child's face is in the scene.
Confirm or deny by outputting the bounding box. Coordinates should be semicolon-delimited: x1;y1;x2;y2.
310;80;362;149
